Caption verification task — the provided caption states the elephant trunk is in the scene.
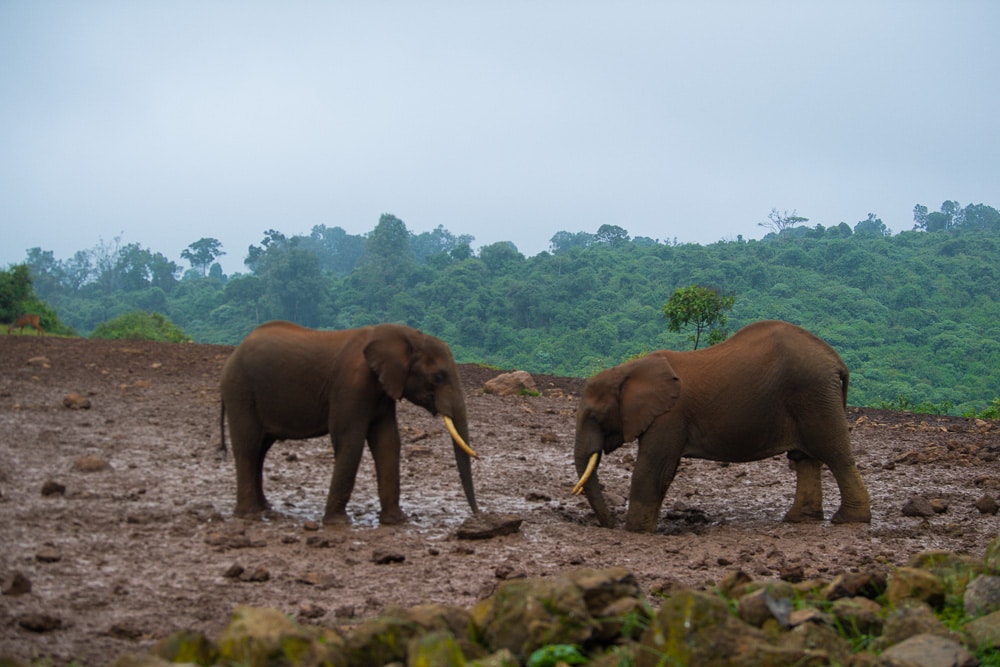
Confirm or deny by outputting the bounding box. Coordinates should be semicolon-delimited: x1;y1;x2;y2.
445;406;478;514
574;427;616;528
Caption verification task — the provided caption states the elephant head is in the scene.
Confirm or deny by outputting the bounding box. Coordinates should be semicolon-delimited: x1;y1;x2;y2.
572;353;679;528
364;324;479;514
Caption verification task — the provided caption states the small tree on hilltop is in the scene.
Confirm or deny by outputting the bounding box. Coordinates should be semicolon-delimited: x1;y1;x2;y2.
662;285;736;350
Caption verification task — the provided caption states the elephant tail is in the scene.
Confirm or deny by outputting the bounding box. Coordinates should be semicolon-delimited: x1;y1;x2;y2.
218;400;229;458
839;366;850;411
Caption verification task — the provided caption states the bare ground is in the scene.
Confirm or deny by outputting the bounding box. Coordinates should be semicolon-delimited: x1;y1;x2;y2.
1;335;998;665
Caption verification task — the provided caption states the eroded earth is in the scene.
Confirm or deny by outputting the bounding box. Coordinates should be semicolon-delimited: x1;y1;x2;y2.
1;335;998;665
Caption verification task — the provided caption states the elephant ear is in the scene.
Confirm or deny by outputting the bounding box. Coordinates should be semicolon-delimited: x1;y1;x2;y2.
364;325;418;400
619;355;681;443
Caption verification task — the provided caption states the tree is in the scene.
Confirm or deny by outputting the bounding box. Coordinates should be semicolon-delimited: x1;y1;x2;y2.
594;224;630;247
758;209;808;236
549;231;594;254
854;213;889;237
181;238;225;277
662;285;736;349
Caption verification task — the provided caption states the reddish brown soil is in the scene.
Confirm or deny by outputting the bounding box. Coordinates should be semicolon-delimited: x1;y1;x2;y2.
1;336;998;665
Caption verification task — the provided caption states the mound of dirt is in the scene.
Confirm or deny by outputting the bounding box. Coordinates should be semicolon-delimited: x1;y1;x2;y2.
1;336;998;665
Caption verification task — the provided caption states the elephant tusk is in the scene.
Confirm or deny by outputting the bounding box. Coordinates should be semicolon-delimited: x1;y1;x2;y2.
444;416;478;459
571;452;599;496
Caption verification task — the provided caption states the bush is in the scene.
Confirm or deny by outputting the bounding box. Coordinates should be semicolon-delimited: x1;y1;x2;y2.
89;311;189;343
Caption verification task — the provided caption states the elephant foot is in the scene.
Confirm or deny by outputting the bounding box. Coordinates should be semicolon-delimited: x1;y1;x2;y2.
234;502;269;520
322;511;352;527
379;508;409;525
783;509;824;523
831;506;872;524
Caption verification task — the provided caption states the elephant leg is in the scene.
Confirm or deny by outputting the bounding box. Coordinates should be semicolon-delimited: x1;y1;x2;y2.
784;452;824;522
827;457;872;524
368;417;407;525
231;425;274;518
323;430;366;525
800;425;872;524
626;440;681;533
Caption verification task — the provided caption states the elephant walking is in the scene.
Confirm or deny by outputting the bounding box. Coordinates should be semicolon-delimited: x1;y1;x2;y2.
572;320;871;533
220;321;478;525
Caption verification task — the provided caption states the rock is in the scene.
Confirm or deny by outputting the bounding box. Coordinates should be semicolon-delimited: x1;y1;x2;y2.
879;601;956;648
406;632;465;666
241;566;270;582
1;571;32;595
18;613;63;632
830;597;883;637
986;535;1000;574
886;567;945;609
40;479;66;496
963;574;1000;617
975;494;999;515
62;392;91;409
152;629;220;665
298;603;326;620
963;609;1000;650
483;371;538;396
880;633;977;667
736;580;795;627
217;606;345;667
824;571;887;600
902;496;935;517
929;498;949;513
456;513;523;540
372;549;406;564
35;546;62;563
345;612;446;666
222;563;244;579
775;621;853;665
73;455;110;472
471;573;596;660
637;589;765;667
27;356;51;367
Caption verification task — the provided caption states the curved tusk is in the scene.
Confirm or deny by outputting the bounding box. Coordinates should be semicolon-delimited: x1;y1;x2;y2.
444;416;478;459
571;452;599;496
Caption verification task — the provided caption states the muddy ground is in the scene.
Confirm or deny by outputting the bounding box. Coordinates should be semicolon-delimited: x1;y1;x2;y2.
1;335;998;665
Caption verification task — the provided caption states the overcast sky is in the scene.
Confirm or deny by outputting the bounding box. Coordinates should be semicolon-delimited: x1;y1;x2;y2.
2;2;998;276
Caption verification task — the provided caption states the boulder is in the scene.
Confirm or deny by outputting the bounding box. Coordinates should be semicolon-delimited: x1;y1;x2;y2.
483;371;538;396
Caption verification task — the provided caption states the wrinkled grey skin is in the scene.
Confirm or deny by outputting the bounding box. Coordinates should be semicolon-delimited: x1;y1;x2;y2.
220;321;477;525
574;320;871;533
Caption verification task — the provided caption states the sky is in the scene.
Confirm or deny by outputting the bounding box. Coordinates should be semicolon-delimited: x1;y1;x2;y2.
1;2;998;276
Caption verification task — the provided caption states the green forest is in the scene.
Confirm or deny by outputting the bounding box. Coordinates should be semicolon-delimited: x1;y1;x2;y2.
3;200;999;417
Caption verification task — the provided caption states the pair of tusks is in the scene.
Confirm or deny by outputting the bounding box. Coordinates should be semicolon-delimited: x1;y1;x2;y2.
571;452;599;496
443;416;478;459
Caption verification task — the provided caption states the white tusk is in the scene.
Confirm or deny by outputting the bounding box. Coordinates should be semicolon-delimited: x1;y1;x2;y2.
571;452;599;496
444;416;478;459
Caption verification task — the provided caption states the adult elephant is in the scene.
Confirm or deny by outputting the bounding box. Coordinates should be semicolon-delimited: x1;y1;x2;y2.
571;320;871;533
220;321;478;525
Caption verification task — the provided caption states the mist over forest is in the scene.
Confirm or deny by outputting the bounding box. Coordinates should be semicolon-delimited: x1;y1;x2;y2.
4;200;999;417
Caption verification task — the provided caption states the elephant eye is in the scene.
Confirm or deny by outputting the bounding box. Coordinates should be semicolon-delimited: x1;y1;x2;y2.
432;371;446;386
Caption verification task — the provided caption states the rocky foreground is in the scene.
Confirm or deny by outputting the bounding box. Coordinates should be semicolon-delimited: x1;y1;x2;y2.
19;537;993;667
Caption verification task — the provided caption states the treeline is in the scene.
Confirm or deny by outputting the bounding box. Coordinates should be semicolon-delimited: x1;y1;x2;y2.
8;201;1000;416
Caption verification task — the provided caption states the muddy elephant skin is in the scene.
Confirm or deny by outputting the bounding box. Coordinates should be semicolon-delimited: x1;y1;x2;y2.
573;320;871;533
220;321;477;525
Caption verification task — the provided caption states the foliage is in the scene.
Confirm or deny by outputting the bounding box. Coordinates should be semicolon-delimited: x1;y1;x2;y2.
89;311;189;343
0;264;71;335
527;644;587;667
662;285;736;349
13;200;1000;415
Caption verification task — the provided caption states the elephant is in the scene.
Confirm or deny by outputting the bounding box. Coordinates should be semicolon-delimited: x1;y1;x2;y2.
571;320;871;533
219;321;479;525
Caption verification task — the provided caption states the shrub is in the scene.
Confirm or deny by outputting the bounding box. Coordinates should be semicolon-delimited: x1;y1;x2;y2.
89;311;188;343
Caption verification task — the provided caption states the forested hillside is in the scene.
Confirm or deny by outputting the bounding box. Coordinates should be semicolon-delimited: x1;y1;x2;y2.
9;202;1000;415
